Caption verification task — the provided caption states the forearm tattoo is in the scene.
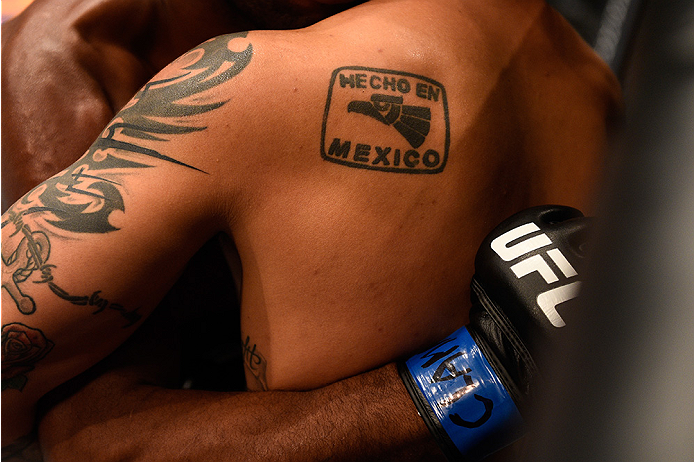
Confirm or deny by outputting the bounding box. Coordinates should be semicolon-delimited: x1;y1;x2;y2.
321;66;449;174
1;33;254;391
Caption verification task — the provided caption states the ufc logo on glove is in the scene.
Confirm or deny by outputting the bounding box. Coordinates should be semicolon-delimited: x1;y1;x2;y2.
398;205;589;461
490;221;581;328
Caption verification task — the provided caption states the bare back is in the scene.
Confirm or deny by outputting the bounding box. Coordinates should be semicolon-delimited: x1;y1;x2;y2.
1;1;619;439
197;0;621;389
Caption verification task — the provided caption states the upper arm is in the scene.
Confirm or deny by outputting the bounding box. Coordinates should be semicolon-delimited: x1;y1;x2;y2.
0;0;243;210
1;33;254;442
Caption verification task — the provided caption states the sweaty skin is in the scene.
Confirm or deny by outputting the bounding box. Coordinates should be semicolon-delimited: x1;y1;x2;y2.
1;0;620;452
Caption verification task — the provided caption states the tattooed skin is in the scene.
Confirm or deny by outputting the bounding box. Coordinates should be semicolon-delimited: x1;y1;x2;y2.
242;335;269;391
2;323;55;392
1;210;142;325
6;33;253;235
1;34;254;390
322;66;449;174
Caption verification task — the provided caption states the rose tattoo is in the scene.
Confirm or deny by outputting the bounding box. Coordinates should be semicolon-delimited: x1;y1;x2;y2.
2;323;54;391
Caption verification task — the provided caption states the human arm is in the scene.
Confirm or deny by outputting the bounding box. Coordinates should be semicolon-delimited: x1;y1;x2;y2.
1;32;257;449
34;205;584;462
1;0;251;210
3;1;615;456
28;241;444;462
37;332;445;462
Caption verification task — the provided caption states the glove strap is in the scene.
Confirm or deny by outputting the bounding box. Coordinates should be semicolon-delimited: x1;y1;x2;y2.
398;326;525;461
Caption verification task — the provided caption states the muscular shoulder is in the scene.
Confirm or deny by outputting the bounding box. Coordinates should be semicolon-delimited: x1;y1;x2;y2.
155;0;620;218
198;1;619;160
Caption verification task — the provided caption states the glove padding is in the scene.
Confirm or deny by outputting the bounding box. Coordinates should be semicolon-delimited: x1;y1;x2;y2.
399;205;590;461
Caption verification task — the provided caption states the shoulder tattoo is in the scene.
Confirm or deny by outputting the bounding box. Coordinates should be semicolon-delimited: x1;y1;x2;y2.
321;66;449;174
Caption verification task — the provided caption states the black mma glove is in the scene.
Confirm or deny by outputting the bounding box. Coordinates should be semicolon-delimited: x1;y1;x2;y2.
398;205;590;461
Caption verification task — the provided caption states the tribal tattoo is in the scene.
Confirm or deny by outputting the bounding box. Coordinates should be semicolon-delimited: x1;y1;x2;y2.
6;32;254;235
1;34;254;383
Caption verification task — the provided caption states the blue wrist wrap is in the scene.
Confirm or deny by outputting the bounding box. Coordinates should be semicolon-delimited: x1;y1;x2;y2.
398;326;525;461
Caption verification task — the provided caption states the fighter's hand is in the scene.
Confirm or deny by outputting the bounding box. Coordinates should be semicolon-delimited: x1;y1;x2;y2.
399;205;590;461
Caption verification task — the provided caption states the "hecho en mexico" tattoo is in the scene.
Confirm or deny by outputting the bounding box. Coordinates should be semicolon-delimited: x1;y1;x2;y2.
321;66;449;174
